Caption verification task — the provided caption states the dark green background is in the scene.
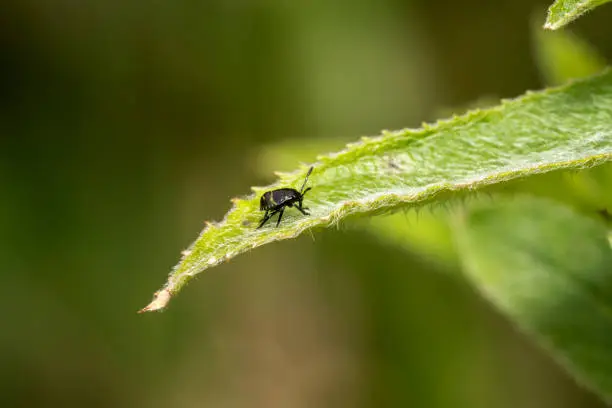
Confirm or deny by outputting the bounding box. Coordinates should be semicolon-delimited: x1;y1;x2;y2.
2;0;611;407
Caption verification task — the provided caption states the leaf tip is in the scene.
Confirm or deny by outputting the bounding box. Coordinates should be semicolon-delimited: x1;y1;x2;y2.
138;289;172;313
543;20;557;30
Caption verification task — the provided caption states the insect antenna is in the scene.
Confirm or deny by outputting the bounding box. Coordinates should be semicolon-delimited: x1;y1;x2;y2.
299;166;314;194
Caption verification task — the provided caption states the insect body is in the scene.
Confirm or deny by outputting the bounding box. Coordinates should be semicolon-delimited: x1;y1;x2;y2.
257;167;314;228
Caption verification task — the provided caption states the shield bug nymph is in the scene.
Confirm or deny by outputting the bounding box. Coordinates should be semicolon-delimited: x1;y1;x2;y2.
257;166;314;228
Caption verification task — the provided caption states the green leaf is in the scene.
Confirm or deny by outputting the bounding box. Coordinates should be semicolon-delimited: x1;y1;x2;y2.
454;196;612;401
532;25;607;85
140;71;612;313
545;0;612;30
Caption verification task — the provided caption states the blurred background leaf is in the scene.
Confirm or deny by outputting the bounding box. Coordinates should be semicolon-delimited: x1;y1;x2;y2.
455;196;612;401
532;20;607;85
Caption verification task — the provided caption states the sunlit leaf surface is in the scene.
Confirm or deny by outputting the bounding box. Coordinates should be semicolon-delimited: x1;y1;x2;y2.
141;71;612;312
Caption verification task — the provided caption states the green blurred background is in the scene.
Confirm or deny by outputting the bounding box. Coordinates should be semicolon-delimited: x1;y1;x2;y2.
2;0;611;407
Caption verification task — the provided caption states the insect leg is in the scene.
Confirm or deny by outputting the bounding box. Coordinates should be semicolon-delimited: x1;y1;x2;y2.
296;200;310;215
275;208;285;227
257;210;272;229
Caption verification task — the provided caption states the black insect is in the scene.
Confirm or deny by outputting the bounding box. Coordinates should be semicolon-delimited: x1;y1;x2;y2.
257;167;314;228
